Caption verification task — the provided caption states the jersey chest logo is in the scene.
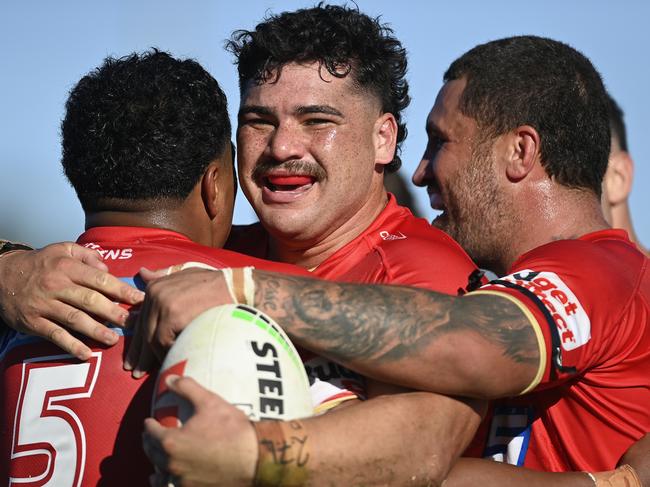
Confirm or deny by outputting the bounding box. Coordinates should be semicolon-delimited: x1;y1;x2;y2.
379;231;407;241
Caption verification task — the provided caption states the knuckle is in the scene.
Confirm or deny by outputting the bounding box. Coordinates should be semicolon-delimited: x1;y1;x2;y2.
95;271;108;287
159;330;175;350
165;300;184;319
161;435;178;455
80;290;98;307
65;308;81;326
53;256;72;273
40;273;59;292
47;326;65;344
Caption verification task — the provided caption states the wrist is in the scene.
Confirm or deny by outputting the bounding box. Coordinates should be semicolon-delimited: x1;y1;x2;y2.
221;267;255;305
587;464;642;487
252;420;310;487
0;240;32;262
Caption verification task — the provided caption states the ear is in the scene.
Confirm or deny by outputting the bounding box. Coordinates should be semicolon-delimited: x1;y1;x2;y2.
505;125;541;182
603;152;634;205
373;113;398;166
200;162;221;220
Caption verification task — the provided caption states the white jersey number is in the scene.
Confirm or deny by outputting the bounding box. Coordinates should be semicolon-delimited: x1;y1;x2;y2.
10;353;101;486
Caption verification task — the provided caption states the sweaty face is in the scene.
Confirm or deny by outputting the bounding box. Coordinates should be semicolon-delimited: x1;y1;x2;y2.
412;79;509;269
236;62;387;246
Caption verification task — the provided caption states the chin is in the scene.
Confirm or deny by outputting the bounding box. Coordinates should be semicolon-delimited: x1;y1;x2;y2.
259;210;315;239
432;213;450;232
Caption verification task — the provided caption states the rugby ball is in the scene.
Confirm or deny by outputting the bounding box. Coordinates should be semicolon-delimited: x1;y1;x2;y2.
152;303;314;427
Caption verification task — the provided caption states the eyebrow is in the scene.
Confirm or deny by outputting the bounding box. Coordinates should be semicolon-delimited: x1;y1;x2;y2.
295;105;344;117
238;105;274;117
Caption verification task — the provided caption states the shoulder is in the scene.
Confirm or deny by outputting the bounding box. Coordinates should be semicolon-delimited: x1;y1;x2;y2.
214;247;310;276
372;213;478;293
512;234;644;293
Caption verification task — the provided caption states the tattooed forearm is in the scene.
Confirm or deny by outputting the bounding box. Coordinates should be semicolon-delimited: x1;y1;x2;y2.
253;270;540;396
253;420;310;486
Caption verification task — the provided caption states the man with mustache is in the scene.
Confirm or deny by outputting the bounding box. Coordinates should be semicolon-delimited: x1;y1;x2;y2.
139;36;649;485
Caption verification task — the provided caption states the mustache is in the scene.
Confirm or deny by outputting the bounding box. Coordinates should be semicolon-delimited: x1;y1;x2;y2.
251;160;327;183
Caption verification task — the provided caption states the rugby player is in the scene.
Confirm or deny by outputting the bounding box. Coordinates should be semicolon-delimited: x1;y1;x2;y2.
138;36;650;485
0;49;315;485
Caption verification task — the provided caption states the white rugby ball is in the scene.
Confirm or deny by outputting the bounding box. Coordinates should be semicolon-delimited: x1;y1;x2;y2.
152;304;313;427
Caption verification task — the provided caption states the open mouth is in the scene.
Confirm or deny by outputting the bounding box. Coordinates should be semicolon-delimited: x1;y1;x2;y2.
264;175;316;192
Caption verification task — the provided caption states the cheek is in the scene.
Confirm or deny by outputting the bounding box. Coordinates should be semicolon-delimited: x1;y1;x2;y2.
319;129;338;152
237;130;268;169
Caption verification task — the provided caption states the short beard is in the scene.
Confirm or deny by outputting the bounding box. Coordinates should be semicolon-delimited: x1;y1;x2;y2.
438;139;510;273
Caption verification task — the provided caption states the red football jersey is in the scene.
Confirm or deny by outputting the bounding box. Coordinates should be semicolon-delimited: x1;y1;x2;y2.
0;226;309;486
466;229;650;471
227;194;479;293
227;194;480;411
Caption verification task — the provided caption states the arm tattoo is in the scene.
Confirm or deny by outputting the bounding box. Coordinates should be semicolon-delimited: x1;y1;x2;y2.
254;271;539;368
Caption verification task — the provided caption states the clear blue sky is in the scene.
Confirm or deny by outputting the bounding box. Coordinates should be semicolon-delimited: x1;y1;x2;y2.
2;0;649;247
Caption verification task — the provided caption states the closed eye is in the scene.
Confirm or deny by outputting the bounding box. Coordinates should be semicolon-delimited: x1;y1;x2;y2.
304;118;334;126
427;135;446;155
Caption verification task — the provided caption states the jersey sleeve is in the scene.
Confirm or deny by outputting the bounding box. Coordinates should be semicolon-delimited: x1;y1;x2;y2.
473;245;637;393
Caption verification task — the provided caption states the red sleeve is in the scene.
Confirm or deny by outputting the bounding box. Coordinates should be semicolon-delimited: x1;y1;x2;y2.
474;241;641;392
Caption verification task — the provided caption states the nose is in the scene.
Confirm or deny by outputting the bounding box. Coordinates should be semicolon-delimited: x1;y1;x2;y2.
266;123;306;162
412;154;435;187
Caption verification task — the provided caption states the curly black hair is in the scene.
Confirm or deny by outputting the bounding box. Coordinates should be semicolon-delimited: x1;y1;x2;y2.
226;3;409;173
445;36;610;196
61;49;231;211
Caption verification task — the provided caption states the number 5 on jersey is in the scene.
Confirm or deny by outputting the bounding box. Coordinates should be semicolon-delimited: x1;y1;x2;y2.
10;353;102;486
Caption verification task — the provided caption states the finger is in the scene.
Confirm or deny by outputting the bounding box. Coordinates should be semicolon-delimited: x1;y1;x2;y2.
72;262;145;306
124;310;145;371
68;242;109;272
46;300;120;346
30;318;93;360
140;267;169;282
57;284;131;328
166;375;223;410
133;339;158;378
143;418;171;471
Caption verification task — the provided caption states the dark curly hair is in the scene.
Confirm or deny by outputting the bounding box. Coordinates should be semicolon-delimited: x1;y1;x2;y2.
226;3;409;172
445;35;610;196
61;49;231;211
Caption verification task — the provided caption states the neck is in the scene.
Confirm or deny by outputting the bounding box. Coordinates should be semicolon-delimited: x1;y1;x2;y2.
610;201;649;255
84;197;214;247
267;191;389;269
492;187;610;275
